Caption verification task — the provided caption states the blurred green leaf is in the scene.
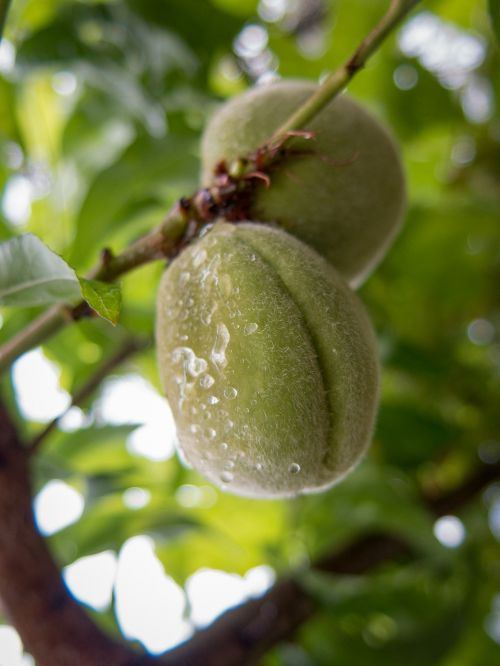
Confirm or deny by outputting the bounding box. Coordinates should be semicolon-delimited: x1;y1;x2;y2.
294;556;473;666
69;132;198;268
0;234;80;306
50;493;201;562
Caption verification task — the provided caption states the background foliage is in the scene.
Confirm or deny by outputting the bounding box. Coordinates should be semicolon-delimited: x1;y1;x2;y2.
0;0;499;664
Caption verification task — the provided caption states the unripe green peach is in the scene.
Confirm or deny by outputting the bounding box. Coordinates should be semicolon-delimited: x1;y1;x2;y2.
156;221;379;498
201;80;406;288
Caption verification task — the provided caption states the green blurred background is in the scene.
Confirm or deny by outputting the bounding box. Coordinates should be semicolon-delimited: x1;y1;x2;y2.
0;0;499;664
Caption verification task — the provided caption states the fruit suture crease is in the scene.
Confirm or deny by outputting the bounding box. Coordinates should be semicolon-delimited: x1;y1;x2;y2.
156;80;406;498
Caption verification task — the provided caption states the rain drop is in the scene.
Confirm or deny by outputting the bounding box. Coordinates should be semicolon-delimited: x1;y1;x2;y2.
207;395;219;405
205;428;216;440
211;323;230;367
224;387;238;400
220;471;234;483
289;463;301;474
192;248;207;267
220;442;229;451
199;374;215;389
244;322;259;336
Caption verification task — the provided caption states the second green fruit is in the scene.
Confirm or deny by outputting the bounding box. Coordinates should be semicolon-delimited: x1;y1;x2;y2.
201;80;406;288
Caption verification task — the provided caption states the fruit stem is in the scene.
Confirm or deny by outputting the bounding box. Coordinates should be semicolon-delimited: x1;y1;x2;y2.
271;0;421;139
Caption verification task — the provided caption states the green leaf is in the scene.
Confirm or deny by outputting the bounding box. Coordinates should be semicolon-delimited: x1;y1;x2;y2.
80;278;122;325
489;0;500;42
0;234;81;307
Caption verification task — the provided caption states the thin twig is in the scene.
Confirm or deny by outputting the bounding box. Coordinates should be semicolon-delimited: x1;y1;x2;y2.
28;336;150;455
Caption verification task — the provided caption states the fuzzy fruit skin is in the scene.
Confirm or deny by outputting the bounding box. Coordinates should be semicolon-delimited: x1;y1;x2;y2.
156;221;379;499
201;80;406;288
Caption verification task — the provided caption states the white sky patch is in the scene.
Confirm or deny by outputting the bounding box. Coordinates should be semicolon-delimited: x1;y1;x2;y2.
489;500;500;540
461;76;494;124
398;11;486;89
0;38;15;74
186;565;276;628
13;349;71;423
114;536;191;654
122;487;151;510
52;71;78;97
468;318;495;345
258;0;287;23
64;551;117;611
97;374;177;461
433;515;466;548
33;480;85;536
234;24;268;58
59;405;89;432
0;626;34;666
2;175;33;226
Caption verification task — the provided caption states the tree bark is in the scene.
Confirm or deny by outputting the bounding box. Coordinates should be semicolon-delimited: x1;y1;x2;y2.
0;399;154;666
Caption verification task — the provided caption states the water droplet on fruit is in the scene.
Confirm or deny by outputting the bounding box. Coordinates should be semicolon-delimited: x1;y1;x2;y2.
224;460;235;470
255;463;263;471
179;271;191;287
244;322;259;336
201;303;218;326
192;248;207;267
220;471;234;483
199;373;215;389
207;395;219;405
205;427;216;439
211;323;230;367
224;387;237;400
220;442;229;451
172;347;208;378
289;463;301;474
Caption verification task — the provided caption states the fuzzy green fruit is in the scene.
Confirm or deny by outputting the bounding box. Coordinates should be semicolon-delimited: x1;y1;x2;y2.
156;221;379;498
201;80;406;288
